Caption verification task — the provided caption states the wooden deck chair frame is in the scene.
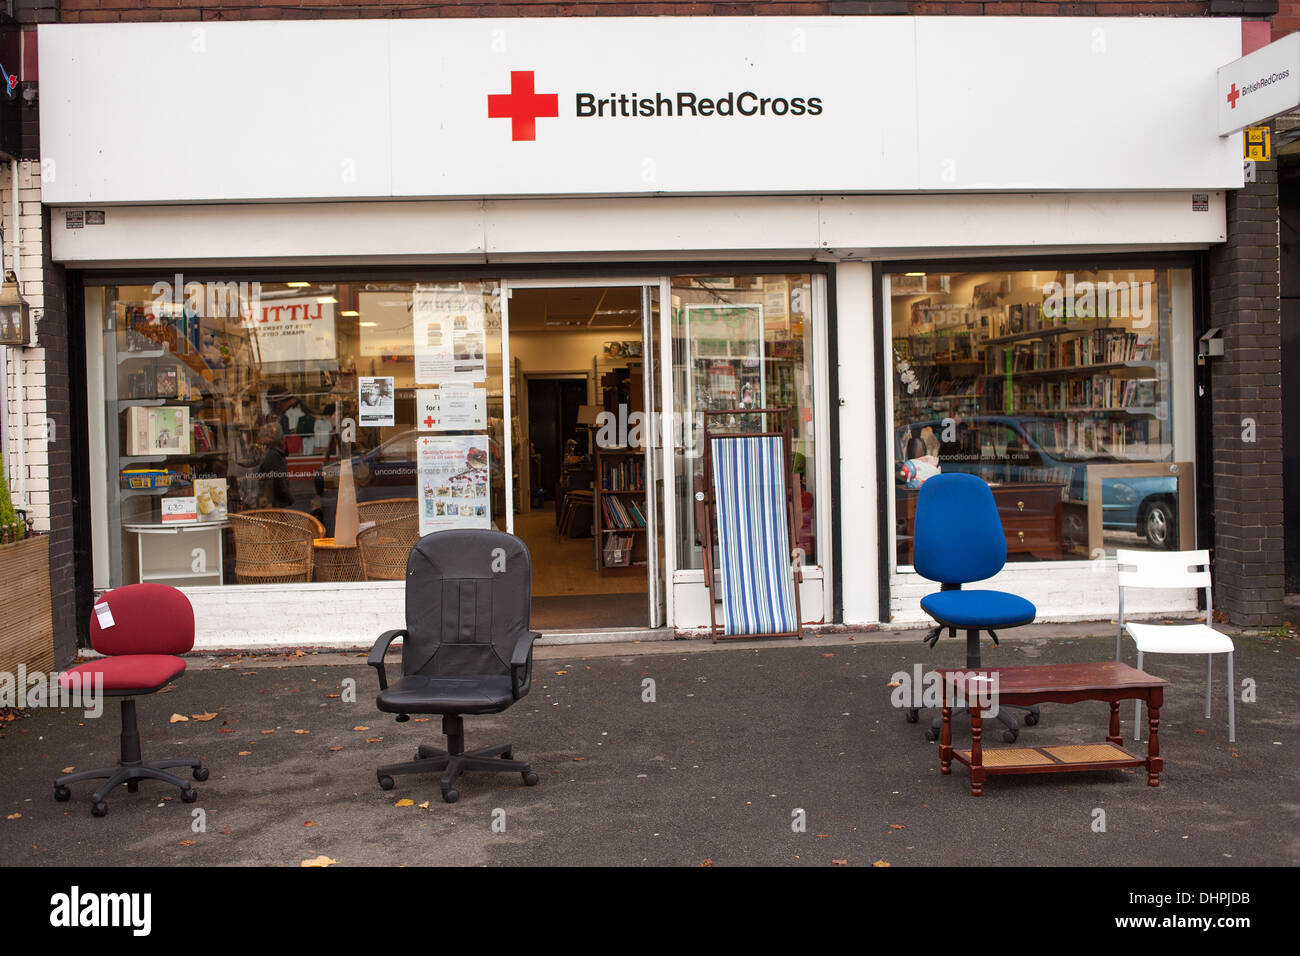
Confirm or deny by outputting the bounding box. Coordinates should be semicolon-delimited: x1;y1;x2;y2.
693;407;803;643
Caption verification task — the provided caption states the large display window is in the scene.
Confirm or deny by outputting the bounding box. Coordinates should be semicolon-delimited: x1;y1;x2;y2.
886;266;1194;567
94;279;505;588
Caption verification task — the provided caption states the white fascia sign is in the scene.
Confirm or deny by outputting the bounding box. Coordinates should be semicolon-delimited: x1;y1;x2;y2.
1218;31;1300;136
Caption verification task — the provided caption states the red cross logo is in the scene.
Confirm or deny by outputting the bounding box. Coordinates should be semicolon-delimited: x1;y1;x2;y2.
1227;83;1241;109
423;415;437;428
487;71;559;142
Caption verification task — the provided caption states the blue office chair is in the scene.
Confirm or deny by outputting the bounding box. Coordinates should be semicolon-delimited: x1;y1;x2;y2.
907;473;1040;743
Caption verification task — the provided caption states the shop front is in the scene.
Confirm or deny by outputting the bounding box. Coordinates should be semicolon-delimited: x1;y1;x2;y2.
40;16;1242;646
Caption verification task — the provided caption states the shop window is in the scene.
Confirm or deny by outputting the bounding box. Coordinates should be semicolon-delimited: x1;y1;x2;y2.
671;273;819;571
887;267;1193;567
95;279;504;588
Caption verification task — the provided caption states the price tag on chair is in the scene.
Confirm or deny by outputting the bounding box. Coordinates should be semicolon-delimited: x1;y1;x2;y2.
94;601;116;629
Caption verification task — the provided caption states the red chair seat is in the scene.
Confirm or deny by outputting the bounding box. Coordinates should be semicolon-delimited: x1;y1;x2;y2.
61;655;187;694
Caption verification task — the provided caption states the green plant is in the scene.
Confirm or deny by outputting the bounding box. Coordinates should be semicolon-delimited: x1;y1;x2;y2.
0;453;26;543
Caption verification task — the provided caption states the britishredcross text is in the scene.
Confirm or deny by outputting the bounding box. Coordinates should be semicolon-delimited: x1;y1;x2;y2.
576;91;824;118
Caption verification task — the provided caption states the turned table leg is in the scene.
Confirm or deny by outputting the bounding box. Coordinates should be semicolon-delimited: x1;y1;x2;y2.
1108;701;1122;746
970;704;985;797
939;705;953;774
1147;688;1163;787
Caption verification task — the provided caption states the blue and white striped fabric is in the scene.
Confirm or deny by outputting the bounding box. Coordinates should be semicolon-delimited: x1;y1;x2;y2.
711;435;798;636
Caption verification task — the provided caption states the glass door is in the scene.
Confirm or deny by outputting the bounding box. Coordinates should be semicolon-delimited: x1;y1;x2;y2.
501;278;666;630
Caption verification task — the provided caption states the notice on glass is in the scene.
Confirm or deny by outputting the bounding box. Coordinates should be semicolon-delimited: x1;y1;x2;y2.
417;435;491;534
358;376;396;427
416;387;487;432
413;286;486;384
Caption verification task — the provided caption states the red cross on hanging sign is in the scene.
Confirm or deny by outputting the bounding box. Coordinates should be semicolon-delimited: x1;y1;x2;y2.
487;71;559;141
1227;83;1241;109
423;416;437;428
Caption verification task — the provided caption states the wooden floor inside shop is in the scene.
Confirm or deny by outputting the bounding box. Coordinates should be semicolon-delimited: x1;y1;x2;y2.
513;506;649;629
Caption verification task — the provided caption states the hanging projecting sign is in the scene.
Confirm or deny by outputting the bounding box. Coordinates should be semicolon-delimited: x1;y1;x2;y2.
412;286;486;385
417;387;487;432
246;296;337;369
1218;31;1300;136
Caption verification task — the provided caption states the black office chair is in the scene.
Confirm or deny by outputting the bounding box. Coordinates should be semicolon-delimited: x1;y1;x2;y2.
369;529;541;804
906;473;1041;743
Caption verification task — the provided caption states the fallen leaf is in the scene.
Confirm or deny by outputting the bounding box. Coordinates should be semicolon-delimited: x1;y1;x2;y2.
417;801;430;809
699;858;713;867
190;713;218;722
260;729;275;735
394;799;415;807
304;821;319;827
169;714;189;723
301;855;337;867
822;653;836;658
293;729;310;735
237;751;252;756
832;859;848;865
178;840;196;847
554;670;568;676
329;746;343;752
60;766;75;774
413;718;430;723
326;694;340;699
6;813;20;820
218;728;235;734
887;681;901;688
889;824;907;830
352;726;370;732
872;860;891;867
365;737;382;743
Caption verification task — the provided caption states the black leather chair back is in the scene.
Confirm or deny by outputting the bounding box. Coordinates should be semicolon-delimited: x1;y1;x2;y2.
402;530;532;680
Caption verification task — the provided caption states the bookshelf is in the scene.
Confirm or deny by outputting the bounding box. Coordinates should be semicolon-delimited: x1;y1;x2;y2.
595;446;647;576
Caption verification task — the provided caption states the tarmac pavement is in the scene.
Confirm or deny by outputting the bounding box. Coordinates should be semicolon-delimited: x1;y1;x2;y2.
1;626;1296;867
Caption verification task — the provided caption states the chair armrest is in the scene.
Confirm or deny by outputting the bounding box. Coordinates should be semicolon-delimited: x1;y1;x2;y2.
368;629;408;691
510;631;541;699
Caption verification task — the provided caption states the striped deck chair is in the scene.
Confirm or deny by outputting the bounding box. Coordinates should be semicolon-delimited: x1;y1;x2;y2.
697;408;803;642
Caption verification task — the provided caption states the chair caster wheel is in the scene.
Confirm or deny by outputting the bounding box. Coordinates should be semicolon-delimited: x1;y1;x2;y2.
91;801;108;818
442;788;459;804
181;788;198;803
906;708;919;724
377;775;395;791
1002;730;1019;744
522;771;539;786
925;727;940;742
54;785;71;802
1024;712;1039;726
193;765;210;782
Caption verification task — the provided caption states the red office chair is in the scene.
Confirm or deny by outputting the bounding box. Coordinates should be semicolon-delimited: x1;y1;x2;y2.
54;583;208;817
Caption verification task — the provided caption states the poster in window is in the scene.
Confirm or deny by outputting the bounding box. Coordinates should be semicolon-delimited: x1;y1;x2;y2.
358;376;396;427
417;435;491;534
416;387;487;431
413;286;486;384
244;296;338;370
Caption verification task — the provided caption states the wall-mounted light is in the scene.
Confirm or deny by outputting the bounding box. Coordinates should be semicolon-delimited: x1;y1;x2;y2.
0;271;30;347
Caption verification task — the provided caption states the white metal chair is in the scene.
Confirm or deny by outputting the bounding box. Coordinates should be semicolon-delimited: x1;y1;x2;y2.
1115;549;1235;743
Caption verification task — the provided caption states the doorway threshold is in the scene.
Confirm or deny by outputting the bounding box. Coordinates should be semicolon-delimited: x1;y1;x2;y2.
535;627;670;646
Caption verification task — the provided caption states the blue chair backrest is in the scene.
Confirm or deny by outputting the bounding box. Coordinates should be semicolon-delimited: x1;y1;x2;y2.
913;473;1006;585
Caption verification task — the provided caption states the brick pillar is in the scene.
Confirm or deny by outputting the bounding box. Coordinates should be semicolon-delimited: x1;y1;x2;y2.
1207;145;1286;627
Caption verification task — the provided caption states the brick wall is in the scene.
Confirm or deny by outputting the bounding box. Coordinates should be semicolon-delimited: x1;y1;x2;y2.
55;0;1219;23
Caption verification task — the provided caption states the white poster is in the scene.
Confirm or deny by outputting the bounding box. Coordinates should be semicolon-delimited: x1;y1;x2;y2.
359;376;396;427
245;296;337;369
417;435;491;534
413;286;486;384
416;387;487;432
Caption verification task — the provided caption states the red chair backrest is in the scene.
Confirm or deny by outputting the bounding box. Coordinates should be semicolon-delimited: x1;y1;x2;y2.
90;583;195;656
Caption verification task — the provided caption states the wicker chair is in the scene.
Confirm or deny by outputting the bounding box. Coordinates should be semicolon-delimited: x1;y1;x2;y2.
228;509;325;584
357;498;419;526
357;514;422;581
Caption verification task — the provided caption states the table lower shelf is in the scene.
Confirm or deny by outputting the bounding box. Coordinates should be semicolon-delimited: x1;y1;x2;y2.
951;741;1145;775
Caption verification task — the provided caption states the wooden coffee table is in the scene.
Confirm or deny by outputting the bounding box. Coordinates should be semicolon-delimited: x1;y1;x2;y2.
938;661;1169;796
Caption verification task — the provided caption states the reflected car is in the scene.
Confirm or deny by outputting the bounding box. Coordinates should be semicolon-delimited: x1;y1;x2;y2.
896;416;1179;549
